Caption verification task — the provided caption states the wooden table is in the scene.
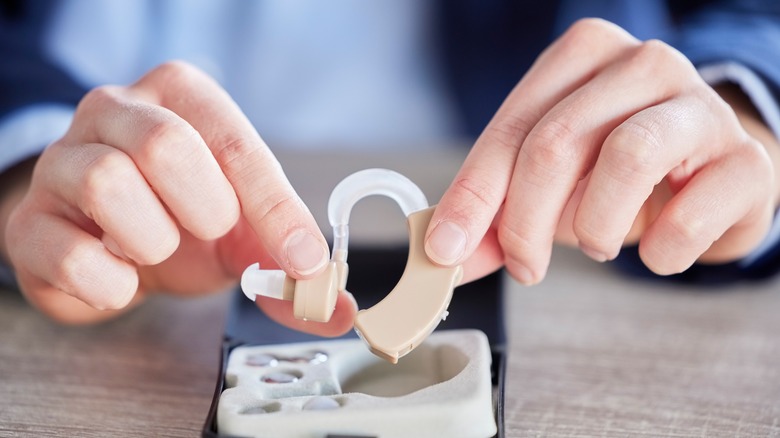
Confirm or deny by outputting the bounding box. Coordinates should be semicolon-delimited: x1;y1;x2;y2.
2;150;779;437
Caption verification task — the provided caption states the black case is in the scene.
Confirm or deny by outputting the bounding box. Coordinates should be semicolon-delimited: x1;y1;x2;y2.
202;247;506;438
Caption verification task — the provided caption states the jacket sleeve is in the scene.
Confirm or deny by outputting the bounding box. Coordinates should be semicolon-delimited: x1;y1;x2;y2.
672;1;780;95
0;0;86;173
0;1;86;287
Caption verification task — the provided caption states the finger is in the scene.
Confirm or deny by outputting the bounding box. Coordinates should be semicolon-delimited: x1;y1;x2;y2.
138;216;272;294
69;85;240;241
254;291;358;337
640;144;774;274
15;268;145;325
131;61;328;279
574;91;731;261
40;142;180;265
426;19;639;274
460;225;504;284
499;39;696;284
8;211;139;310
216;216;275;278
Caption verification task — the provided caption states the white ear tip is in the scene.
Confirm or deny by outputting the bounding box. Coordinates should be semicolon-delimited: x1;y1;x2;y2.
240;263;261;301
241;263;288;301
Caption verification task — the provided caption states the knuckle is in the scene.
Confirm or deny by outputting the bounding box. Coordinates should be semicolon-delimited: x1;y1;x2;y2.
451;175;502;212
135;118;200;168
147;60;203;87
567;17;613;37
523;120;580;172
134;60;211;102
54;243;93;297
498;221;546;284
629;40;695;82
80;85;122;107
483;113;537;152
57;243;138;310
530;118;577;148
605;120;664;181
77;85;124;117
497;219;535;259
663;207;706;245
560;18;634;51
213;136;263;177
248;192;301;229
79;152;134;217
633;39;672;63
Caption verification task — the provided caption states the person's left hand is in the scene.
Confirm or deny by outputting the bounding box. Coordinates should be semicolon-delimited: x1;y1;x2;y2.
424;19;780;285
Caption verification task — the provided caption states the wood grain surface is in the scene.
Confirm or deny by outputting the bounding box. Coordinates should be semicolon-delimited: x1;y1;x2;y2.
0;290;229;437
2;151;779;437
504;248;780;438
2;247;779;437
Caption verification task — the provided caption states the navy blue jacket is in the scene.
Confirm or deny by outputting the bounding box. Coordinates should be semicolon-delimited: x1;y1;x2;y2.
2;0;779;283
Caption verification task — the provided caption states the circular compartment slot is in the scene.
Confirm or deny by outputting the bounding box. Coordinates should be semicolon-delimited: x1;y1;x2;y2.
246;353;279;367
260;369;304;384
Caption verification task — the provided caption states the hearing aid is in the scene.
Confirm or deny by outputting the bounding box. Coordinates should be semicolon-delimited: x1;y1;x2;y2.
241;168;463;363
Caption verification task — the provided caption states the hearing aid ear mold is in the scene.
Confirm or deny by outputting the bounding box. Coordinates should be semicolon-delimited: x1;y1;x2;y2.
240;169;462;363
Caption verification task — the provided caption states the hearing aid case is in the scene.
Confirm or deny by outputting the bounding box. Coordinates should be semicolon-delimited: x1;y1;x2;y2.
202;249;506;438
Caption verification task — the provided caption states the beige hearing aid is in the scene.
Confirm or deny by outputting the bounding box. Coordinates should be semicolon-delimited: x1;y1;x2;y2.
353;205;462;363
240;260;348;323
241;169;462;363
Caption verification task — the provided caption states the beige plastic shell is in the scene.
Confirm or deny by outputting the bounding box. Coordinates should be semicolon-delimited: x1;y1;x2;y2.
353;206;463;363
286;261;347;323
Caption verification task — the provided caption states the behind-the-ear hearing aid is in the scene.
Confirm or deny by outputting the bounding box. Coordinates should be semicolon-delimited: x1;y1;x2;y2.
241;169;463;363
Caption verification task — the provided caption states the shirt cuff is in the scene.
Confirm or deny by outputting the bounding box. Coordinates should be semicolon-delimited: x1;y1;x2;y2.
0;103;74;174
698;61;780;268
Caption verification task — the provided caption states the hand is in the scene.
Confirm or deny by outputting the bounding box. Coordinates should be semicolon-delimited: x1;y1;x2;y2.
3;61;356;333
426;19;780;285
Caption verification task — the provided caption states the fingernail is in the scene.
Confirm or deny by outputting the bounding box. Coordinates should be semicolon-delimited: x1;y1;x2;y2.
580;244;609;262
425;220;467;265
286;231;328;276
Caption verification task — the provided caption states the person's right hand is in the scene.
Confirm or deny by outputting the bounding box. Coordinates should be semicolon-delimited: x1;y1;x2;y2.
3;61;357;333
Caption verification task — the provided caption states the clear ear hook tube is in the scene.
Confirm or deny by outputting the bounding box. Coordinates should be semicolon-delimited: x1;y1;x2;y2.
328;168;429;265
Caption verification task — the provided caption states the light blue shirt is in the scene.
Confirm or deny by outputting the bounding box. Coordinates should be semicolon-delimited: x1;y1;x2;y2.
4;0;462;163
